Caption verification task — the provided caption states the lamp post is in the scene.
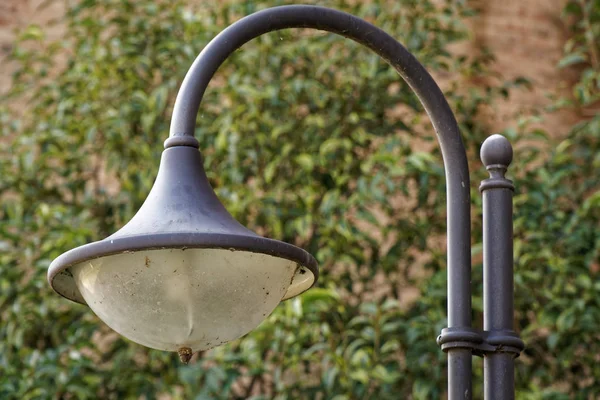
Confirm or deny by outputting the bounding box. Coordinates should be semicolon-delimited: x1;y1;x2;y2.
47;5;523;399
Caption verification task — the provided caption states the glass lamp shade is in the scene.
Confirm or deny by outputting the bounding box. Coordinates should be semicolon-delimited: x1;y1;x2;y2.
48;145;318;354
71;248;298;351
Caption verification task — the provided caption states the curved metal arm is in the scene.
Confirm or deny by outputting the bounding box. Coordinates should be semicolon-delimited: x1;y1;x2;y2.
168;5;473;398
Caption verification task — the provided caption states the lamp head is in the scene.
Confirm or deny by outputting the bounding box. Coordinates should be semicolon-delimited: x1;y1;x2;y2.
48;144;318;353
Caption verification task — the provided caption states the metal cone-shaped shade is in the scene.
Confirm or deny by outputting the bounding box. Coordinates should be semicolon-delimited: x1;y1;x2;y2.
48;146;317;352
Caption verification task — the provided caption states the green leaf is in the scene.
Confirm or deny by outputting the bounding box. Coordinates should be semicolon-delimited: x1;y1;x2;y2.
349;369;369;384
558;53;586;68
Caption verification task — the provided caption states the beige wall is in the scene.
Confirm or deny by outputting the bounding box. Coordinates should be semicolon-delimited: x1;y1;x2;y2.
0;0;578;136
469;0;578;135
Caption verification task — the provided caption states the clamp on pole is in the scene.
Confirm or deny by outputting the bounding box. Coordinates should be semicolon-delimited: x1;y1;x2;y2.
437;327;524;358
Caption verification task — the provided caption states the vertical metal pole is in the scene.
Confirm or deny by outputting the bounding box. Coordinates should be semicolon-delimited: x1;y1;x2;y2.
480;134;516;399
447;349;472;399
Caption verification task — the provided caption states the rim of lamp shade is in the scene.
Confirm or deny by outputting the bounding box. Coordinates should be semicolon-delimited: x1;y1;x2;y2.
48;232;318;305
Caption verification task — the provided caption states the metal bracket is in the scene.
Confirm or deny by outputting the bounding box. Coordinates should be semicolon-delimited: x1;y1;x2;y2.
437;327;524;358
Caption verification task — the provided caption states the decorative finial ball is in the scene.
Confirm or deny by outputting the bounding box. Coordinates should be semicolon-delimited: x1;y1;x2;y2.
480;134;513;167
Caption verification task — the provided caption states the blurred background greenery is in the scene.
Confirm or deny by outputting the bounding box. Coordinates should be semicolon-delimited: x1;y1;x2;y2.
0;0;599;398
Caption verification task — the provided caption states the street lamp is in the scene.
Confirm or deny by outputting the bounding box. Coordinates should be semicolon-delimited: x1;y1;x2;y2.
47;5;523;399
